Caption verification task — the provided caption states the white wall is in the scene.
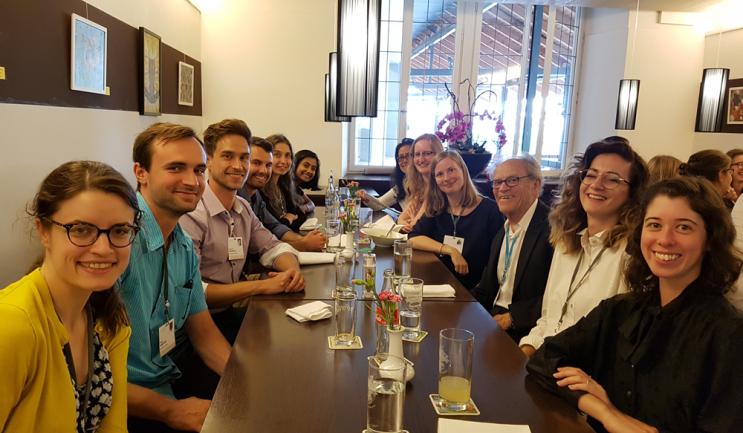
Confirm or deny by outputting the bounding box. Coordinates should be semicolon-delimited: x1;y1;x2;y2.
200;0;343;184
0;0;201;286
693;27;743;152
571;9;705;161
571;8;629;154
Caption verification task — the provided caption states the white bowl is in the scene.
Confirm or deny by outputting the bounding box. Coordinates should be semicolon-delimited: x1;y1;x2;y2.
361;227;406;247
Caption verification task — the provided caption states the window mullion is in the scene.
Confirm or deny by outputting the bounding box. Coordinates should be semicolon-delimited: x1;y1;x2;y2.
534;6;557;162
398;0;414;140
511;5;534;156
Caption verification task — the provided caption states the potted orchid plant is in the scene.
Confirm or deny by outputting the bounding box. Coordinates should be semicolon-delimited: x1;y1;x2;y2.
435;79;508;177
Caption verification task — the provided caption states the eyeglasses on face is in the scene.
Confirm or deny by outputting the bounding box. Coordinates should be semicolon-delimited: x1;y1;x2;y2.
578;169;630;190
396;153;411;162
731;162;743;169
46;219;139;248
413;150;436;159
492;175;532;189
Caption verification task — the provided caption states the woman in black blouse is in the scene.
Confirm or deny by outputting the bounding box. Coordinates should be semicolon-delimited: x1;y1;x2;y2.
527;176;743;433
262;134;309;231
409;151;503;290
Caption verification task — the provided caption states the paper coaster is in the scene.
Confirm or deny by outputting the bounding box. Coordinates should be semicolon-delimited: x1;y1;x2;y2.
402;330;428;343
328;335;363;350
363;430;408;433
429;394;480;416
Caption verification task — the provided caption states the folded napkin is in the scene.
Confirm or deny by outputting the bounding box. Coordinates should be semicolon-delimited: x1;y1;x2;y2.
327;233;348;249
423;284;456;298
299;217;320;231
285;301;333;322
297;252;336;265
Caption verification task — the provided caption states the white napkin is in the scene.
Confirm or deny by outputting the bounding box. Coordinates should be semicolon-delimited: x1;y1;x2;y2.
327;233;348;249
299;217;319;231
423;284;456;298
438;418;531;433
285;301;333;322
297;252;336;265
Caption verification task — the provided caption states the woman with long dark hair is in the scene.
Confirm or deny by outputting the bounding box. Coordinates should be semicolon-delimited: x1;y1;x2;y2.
262;134;309;231
679;149;736;209
527;176;743;433
292;149;319;214
0;161;139;432
357;138;413;211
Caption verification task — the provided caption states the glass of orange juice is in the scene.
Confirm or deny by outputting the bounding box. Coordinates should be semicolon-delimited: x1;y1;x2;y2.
438;328;474;411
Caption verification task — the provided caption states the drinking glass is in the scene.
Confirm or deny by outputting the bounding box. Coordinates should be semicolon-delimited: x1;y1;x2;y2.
393;240;412;279
325;218;343;252
438;328;474;411
356;210;373;253
399;278;423;340
346;219;360;252
367;353;406;433
334;291;357;346
338;186;350;202
325;205;340;221
334;252;354;295
361;253;377;299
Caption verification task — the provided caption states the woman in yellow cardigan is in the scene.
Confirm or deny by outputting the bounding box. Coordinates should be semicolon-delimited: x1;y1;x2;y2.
0;161;139;433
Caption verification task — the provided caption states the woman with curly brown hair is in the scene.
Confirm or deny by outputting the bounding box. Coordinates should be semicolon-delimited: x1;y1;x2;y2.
519;137;649;356
527;176;743;433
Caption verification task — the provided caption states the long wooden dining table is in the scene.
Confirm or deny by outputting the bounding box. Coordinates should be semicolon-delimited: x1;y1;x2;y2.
202;229;592;433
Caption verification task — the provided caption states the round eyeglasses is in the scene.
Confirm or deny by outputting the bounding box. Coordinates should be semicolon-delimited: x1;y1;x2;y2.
46;219;139;248
578;169;630;190
492;175;532;189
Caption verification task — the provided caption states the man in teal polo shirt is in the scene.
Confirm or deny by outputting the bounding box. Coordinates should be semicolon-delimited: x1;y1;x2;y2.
120;122;231;432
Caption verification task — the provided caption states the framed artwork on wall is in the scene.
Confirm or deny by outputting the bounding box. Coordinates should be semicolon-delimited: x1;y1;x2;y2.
70;14;107;94
722;78;743;133
139;27;161;116
178;61;195;107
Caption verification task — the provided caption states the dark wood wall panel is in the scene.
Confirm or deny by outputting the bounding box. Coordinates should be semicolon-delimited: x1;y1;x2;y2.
0;0;201;115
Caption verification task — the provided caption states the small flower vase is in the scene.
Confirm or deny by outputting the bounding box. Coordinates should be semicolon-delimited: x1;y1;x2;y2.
376;325;414;382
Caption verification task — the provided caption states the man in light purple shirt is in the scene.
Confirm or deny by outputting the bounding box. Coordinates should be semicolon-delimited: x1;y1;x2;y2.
180;119;304;333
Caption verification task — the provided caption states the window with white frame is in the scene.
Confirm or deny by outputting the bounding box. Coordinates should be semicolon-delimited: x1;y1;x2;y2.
348;0;581;173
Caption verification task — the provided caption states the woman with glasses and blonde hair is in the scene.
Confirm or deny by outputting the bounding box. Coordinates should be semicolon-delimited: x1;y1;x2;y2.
357;138;413;211
519;137;649;357
408;151;503;290
680;149;736;209
527;176;743;433
398;133;444;231
0;161;139;432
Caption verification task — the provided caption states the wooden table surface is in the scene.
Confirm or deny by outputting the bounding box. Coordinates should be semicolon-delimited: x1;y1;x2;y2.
202;299;592;433
258;249;474;302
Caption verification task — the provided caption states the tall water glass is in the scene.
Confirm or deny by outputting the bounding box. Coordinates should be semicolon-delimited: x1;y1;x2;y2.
393;240;412;279
399;278;423;340
438;328;474;411
334;291;357;346
367;354;406;433
325;205;340;221
325;218;343;252
356;210;373;253
335;252;354;295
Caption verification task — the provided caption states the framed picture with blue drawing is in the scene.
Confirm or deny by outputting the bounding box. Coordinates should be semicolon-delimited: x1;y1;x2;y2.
70;14;107;95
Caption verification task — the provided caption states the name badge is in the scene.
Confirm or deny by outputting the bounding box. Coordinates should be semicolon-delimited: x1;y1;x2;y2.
158;319;176;358
443;235;464;253
228;236;244;261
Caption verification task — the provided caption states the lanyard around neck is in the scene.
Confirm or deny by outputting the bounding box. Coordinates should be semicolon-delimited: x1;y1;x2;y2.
162;236;171;321
500;229;520;285
557;244;609;327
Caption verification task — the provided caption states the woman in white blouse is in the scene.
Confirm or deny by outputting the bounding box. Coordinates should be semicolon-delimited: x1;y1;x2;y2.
519;137;649;357
357;138;413;211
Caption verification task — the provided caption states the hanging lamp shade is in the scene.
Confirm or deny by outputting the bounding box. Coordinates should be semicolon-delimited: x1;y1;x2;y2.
336;0;381;117
695;68;729;132
325;53;350;122
615;79;640;130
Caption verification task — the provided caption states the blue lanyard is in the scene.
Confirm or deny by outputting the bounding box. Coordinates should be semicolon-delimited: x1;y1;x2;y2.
500;231;520;285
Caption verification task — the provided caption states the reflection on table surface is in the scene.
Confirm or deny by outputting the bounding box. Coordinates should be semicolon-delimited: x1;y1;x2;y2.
202;299;592;433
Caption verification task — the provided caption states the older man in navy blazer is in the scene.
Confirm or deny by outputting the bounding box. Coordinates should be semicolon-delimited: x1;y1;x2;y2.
473;155;553;342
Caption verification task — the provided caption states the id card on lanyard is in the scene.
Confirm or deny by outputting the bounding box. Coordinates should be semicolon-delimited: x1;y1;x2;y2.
158;239;176;358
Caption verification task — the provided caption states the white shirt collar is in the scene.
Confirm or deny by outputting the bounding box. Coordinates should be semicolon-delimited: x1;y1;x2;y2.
503;198;539;236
